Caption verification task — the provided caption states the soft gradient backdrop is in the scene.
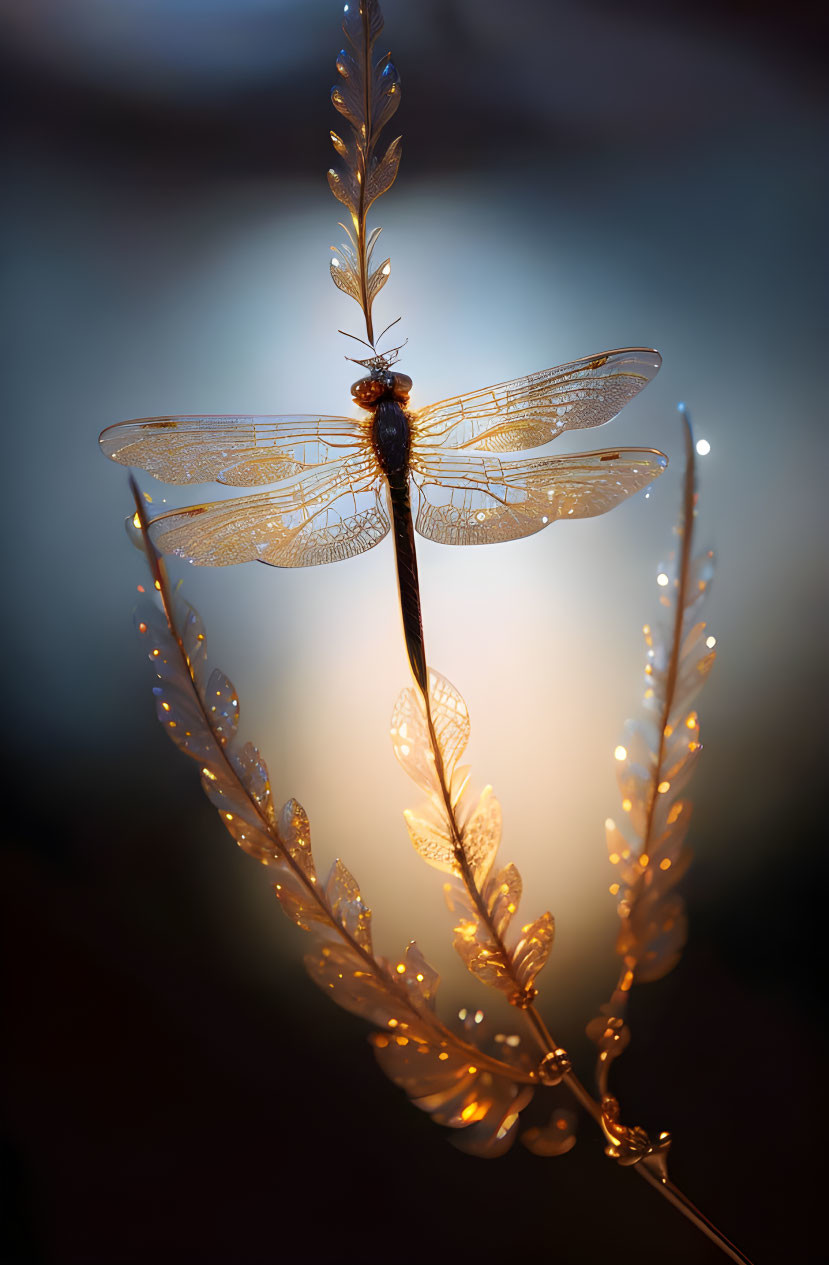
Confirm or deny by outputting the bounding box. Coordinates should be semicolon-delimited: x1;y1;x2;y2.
2;1;826;1262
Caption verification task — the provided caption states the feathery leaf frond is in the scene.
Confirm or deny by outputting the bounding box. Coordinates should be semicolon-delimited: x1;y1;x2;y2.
128;479;533;1155
391;670;555;1009
328;0;401;346
589;408;715;1093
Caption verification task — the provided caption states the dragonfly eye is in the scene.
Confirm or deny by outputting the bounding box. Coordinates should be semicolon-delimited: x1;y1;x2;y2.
390;372;412;401
351;376;386;409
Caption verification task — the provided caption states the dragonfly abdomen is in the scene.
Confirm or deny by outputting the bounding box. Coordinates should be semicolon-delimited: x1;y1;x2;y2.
371;398;412;477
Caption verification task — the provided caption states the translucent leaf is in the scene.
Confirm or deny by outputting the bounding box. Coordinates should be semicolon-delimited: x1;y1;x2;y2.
367;257;391;305
306;941;396;1025
523;1108;578;1157
450;762;471;808
331;48;362;130
511;911;555;993
325;858;372;952
205;668;239;743
326;165;358;215
366;135;401;207
462;786;501;884
586;1010;631;1061
231;741;274;824
279;798;316;880
152;683;214;761
390;670;470;800
403;808;456;874
628;892;687;982
683;549;715;617
371;55;401;135
329;129;350;160
371;1028;533;1158
484;863;522;942
386;941;440;1009
330;255;361;301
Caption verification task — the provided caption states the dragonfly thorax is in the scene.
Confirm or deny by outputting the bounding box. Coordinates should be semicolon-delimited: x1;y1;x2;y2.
370;397;412;477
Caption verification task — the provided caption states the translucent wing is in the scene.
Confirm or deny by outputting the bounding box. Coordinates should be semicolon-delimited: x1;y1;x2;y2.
100;415;369;486
147;457;389;568
412;349;661;452
411;448;667;546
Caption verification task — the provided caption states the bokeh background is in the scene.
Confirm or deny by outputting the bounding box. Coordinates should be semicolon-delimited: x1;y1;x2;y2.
2;1;826;1261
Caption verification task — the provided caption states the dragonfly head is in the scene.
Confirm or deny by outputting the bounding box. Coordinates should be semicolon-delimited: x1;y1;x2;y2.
351;370;413;411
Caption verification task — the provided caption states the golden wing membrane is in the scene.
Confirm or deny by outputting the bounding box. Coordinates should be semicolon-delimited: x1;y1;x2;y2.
147;457;388;568
411;448;667;546
412;349;661;453
100;415;369;486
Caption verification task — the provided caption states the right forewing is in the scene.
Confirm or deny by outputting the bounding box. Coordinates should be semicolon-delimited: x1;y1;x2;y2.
413;349;661;452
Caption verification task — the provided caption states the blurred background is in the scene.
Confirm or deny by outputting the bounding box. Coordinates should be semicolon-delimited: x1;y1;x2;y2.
1;1;826;1261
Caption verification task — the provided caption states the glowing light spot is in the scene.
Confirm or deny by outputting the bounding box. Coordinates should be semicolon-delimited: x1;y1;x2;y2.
400;743;410;757
382;263;391;276
657;572;670;587
458;1008;468;1021
621;969;634;992
696;438;711;456
161;702;171;712
387;1018;398;1028
476;511;486;522
497;1111;519;1140
132;512;141;529
154;580;161;591
438;1051;449;1061
614;745;627;761
461;1103;479;1122
659;858;672;871
396;963;406;974
608;852;620;865
225;813;233;821
138;621;147;634
473;1010;483;1024
605;817;616;831
331;257;340;268
622;798;632;812
706;635;717;648
416;973;424;982
467;1066;478;1076
686;714;697;728
640;854;649;867
657;780;671;794
609;882;620;895
541;515;548;524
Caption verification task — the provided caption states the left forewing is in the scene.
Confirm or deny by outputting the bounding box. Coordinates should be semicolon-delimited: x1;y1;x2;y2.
411;448;667;546
147;459;388;568
100;415;368;486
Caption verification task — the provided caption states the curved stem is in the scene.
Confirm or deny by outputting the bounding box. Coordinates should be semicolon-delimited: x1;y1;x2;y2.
634;1166;755;1265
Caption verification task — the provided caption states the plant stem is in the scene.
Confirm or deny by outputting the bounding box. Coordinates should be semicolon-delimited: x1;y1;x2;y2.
634;1165;755;1265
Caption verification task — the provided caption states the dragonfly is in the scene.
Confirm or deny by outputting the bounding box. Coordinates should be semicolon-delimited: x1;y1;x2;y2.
100;347;666;692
